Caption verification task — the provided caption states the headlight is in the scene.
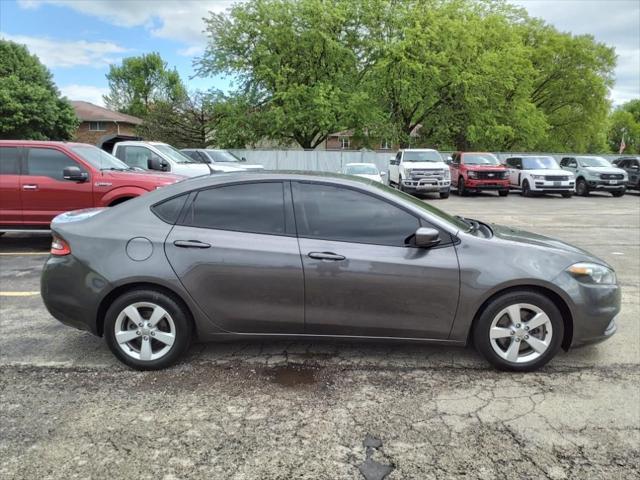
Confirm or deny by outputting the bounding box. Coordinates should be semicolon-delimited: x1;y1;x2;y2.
567;262;617;285
532;175;545;180
444;169;450;179
468;171;477;178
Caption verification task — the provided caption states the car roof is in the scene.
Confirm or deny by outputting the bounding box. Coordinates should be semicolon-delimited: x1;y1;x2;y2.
401;148;438;152
0;140;90;148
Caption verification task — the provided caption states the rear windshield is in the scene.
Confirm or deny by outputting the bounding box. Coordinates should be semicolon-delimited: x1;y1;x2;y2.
403;151;442;162
463;153;500;165
522;157;559;170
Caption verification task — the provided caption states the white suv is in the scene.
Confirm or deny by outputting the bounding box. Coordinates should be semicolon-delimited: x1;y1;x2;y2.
505;156;575;198
388;149;451;198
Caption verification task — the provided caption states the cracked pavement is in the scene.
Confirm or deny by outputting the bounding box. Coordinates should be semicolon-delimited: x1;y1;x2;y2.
1;192;639;479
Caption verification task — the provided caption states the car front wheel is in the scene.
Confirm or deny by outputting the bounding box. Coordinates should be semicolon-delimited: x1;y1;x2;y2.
576;178;589;196
104;289;192;370
611;189;625;197
521;180;533;197
473;291;564;372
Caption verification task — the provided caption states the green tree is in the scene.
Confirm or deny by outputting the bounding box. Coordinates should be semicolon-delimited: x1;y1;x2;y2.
197;0;376;149
137;91;223;148
0;40;78;140
104;53;186;118
608;101;640;154
523;19;615;152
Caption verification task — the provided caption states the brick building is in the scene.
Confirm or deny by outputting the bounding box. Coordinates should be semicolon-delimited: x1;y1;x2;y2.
71;101;142;151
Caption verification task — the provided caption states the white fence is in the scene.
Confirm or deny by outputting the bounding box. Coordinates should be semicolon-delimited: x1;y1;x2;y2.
230;149;623;172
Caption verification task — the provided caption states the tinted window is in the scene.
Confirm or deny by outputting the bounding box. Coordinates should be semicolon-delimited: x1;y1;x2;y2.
0;147;20;175
184;182;286;235
26;148;84;180
152;194;188;224
293;183;419;246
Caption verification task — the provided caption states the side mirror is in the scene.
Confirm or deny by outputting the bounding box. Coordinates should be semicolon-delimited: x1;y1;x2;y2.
63;166;88;182
148;156;169;171
380;171;387;177
414;227;441;248
240;156;247;162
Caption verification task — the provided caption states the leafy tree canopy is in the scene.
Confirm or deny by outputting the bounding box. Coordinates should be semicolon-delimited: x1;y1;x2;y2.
0;40;78;140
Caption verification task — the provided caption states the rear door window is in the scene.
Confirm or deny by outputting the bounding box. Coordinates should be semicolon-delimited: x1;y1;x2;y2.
0;147;20;175
25;148;86;180
182;182;287;235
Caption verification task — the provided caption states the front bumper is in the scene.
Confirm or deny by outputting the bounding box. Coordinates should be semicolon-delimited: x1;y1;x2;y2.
586;179;626;190
464;179;509;190
402;178;451;191
554;272;621;348
532;180;574;192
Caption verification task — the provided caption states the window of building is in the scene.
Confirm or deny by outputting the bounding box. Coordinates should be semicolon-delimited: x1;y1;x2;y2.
339;136;351;149
89;121;106;131
380;139;391;150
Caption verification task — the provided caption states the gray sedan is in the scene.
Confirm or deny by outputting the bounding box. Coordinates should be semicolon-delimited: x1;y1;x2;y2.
41;172;620;371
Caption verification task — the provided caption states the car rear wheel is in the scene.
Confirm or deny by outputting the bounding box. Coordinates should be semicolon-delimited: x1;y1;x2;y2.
104;289;192;370
576;178;589;196
561;192;573;198
473;291;564;372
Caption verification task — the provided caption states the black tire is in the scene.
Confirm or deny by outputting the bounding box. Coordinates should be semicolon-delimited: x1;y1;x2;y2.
521;179;533;197
473;290;564;372
561;192;573;198
439;190;450;199
398;176;404;192
458;177;467;196
498;190;509;197
611;190;625;197
104;289;192;370
576;178;589;196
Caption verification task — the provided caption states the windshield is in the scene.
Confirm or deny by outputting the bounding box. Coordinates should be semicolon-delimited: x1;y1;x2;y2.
154;144;197;164
578;156;612;167
206;149;241;163
463;153;500;165
367;181;469;231
70;145;131;170
522;156;559;170
403;151;442;162
346;164;379;175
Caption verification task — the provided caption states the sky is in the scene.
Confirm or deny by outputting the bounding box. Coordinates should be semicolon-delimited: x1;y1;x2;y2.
1;0;638;107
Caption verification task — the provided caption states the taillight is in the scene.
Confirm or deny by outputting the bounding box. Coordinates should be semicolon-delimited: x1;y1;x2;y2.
51;236;71;256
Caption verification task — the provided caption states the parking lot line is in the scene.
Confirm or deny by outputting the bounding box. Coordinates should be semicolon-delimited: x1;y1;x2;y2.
0;291;40;296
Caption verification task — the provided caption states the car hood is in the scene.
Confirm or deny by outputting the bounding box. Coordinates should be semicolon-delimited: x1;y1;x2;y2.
404;162;447;169
103;170;184;184
354;173;383;182
524;168;573;176
490;223;608;266
583;166;626;175
465;165;506;171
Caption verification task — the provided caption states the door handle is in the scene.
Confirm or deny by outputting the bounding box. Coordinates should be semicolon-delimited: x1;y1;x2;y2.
22;184;38;190
173;240;211;249
308;251;345;261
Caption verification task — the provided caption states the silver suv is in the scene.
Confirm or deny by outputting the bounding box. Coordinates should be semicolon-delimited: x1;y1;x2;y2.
560;156;627;197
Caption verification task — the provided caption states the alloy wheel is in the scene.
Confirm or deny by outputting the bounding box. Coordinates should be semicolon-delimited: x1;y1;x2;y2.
114;302;176;361
488;303;553;364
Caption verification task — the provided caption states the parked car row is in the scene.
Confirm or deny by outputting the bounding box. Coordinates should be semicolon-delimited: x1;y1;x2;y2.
372;149;635;199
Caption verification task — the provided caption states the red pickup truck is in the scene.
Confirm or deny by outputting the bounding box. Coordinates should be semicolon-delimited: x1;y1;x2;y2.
0;141;183;231
449;151;510;196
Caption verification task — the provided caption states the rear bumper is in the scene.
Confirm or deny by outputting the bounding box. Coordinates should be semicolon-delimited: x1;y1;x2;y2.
41;255;106;335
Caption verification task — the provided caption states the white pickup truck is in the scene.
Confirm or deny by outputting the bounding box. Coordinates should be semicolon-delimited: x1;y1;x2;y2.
112;141;243;177
388;149;451;198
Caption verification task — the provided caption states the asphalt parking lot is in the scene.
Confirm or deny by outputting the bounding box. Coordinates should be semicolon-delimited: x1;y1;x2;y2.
1;191;639;479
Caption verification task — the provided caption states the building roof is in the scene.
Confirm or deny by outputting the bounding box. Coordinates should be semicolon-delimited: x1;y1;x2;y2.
70;101;143;125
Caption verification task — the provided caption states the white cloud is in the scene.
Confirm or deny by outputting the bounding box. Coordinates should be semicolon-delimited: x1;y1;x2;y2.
18;0;236;53
0;32;126;68
59;84;108;105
